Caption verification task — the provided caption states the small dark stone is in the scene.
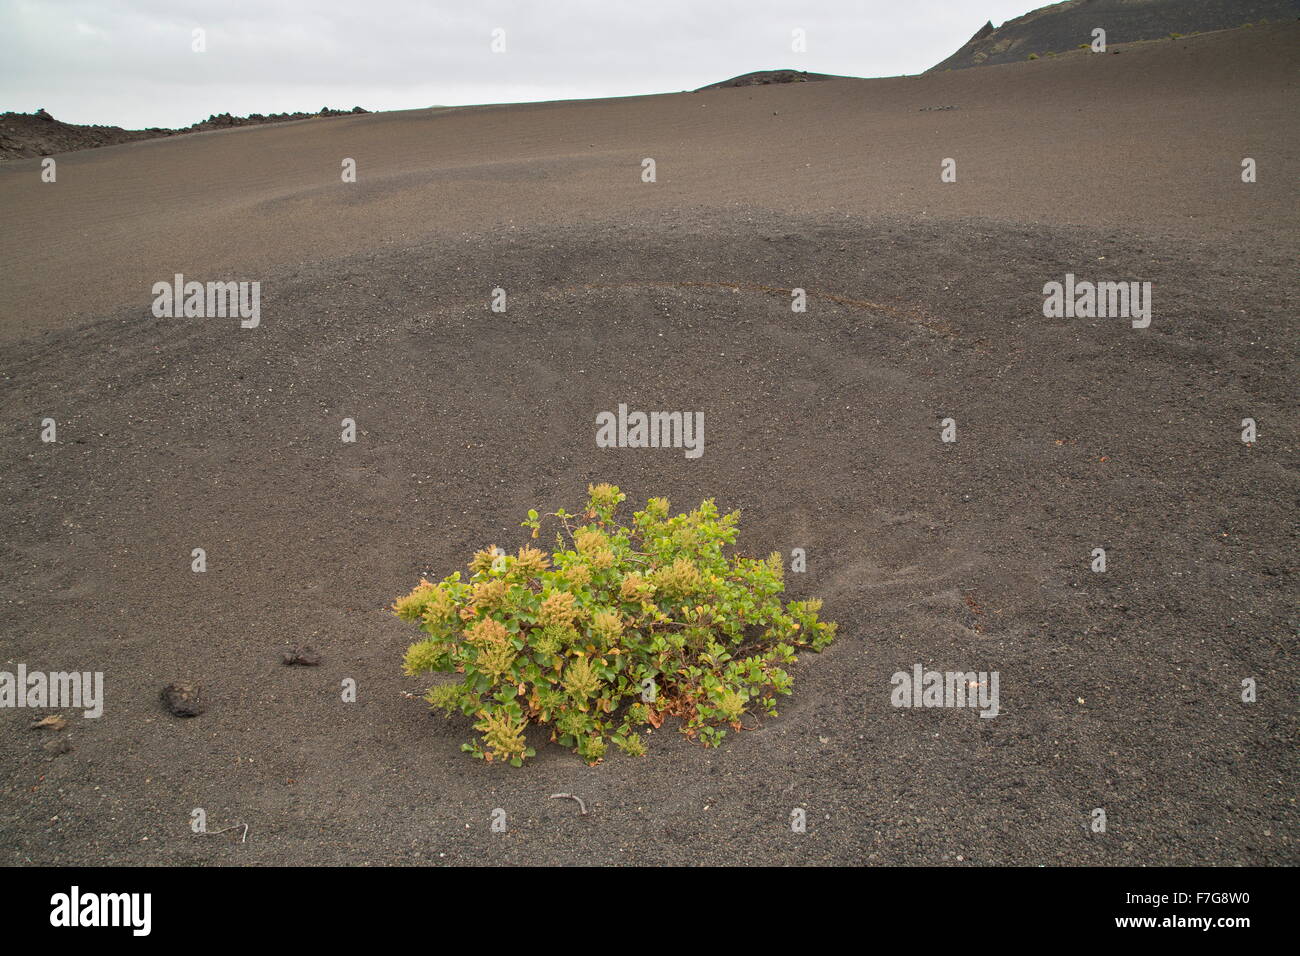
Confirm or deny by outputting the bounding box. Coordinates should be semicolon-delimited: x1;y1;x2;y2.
281;645;322;666
43;738;72;755
161;681;205;717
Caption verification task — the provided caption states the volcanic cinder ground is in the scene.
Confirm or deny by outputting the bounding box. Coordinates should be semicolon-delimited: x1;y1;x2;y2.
1;24;1296;866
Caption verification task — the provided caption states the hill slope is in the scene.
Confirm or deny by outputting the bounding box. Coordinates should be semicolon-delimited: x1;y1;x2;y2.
929;0;1298;71
695;69;839;91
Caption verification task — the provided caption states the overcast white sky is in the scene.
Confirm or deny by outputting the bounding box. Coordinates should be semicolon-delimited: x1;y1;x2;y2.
0;0;1037;128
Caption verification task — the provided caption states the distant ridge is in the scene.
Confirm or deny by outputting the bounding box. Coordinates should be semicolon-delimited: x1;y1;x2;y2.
695;69;839;91
928;0;1299;71
0;106;368;162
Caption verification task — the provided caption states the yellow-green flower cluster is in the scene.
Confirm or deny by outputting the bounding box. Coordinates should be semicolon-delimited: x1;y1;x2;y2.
469;546;501;574
564;564;592;588
620;572;651;601
392;578;437;621
615;733;647;757
424;681;463;711
403;638;449;676
513;545;550;576
590;609;623;646
475;709;528;762
539;590;581;627
574;529;614;570
470;578;509;612
532;624;579;656
587;482;623;513
562;656;602;701
650;556;703;597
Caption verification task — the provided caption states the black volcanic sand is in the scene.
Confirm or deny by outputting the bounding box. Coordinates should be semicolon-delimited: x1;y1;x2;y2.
0;210;1294;865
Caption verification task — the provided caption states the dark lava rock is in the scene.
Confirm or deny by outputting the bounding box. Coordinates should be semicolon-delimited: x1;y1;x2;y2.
2;106;371;163
695;69;837;91
281;645;322;666
161;682;205;717
927;0;1295;72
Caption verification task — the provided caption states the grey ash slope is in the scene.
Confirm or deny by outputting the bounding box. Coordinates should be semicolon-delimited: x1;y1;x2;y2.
0;211;1295;865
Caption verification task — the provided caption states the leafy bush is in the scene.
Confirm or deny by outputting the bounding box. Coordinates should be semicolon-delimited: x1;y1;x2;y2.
394;484;837;765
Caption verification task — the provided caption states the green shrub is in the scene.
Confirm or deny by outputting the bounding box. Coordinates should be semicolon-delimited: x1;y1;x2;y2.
1027;53;1039;60
394;484;837;765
